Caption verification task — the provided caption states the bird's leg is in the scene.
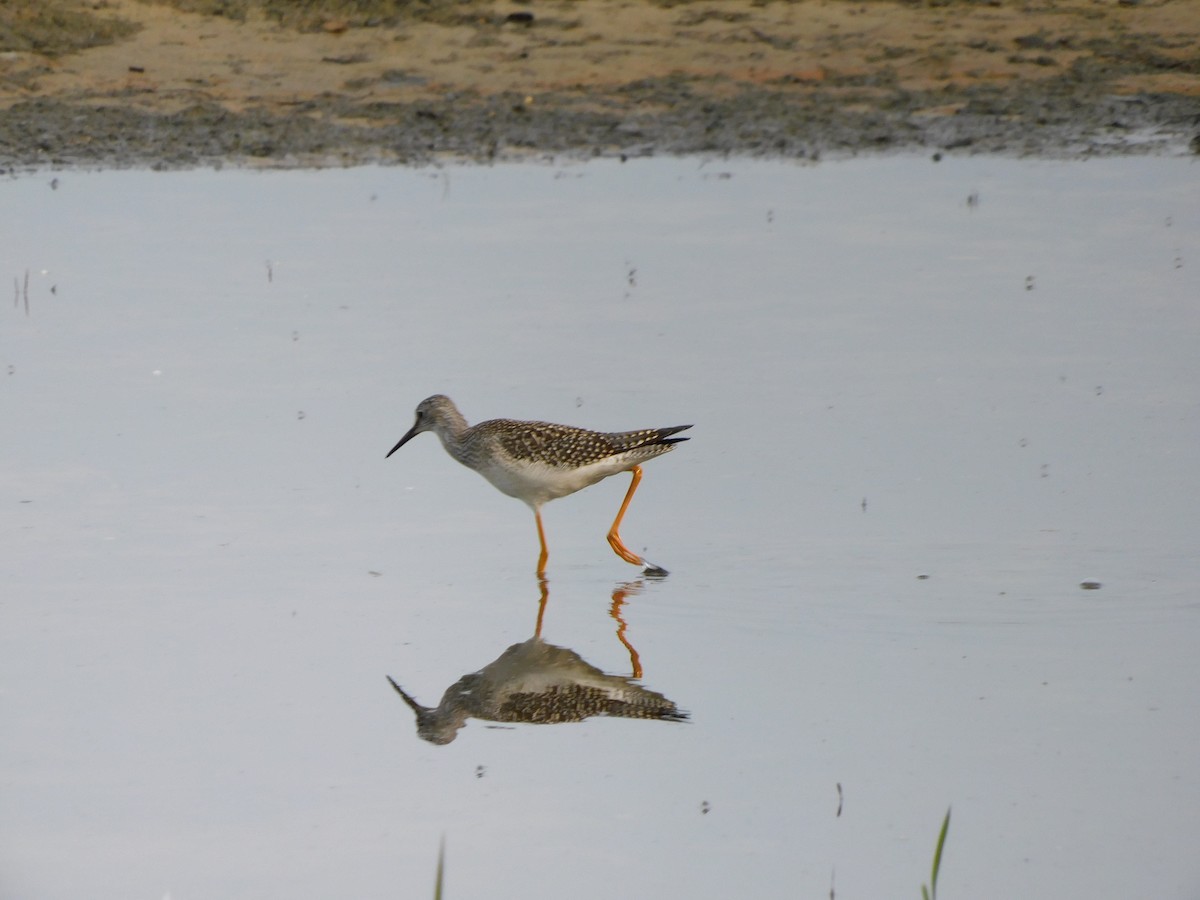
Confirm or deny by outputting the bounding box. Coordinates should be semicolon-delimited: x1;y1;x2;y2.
607;465;664;572
534;506;550;577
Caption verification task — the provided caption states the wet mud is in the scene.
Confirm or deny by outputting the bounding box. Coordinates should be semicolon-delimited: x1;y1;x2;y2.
2;0;1198;169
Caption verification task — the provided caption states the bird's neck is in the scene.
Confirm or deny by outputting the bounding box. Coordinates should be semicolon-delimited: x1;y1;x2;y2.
432;408;472;460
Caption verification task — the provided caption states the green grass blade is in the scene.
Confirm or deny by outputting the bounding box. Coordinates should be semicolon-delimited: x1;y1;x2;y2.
927;807;951;900
433;836;445;900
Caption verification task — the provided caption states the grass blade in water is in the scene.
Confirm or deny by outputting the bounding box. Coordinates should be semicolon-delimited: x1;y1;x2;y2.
922;807;951;900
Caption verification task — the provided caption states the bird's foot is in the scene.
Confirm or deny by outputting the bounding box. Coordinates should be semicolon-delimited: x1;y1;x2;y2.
641;560;669;578
608;530;669;576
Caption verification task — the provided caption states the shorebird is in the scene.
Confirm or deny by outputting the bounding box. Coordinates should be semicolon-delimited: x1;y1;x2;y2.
386;395;690;576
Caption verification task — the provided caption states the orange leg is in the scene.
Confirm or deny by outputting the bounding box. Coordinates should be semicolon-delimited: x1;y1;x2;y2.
534;506;550;577
607;466;647;567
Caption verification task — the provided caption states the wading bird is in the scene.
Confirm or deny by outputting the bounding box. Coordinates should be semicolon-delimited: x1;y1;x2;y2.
386;395;690;576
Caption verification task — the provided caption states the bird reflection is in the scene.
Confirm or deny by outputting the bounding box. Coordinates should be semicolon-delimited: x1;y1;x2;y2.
387;579;687;745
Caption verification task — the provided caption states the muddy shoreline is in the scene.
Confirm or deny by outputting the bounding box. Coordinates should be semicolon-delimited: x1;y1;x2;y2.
2;0;1198;169
6;83;1199;171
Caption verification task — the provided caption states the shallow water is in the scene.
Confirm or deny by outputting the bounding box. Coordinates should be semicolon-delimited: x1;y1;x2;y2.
2;157;1198;899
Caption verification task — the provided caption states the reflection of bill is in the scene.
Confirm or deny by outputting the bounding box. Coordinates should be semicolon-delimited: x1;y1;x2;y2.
387;581;687;745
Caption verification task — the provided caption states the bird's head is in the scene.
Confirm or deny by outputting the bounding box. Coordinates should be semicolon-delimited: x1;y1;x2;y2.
386;394;456;458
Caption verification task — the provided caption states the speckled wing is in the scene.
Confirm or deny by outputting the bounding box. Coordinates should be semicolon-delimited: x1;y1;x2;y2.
497;683;688;723
488;420;691;470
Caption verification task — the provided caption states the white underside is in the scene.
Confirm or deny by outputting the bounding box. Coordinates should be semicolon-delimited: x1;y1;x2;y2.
473;455;637;508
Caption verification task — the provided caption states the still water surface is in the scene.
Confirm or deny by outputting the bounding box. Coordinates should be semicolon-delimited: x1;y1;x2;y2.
3;156;1199;898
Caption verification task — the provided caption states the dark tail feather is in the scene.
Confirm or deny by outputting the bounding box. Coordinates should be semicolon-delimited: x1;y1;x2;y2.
613;423;693;452
655;424;693;444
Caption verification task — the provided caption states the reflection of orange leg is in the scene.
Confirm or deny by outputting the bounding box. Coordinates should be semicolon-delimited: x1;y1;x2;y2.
534;506;549;577
610;583;643;678
534;576;549;639
607;466;645;567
